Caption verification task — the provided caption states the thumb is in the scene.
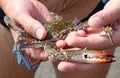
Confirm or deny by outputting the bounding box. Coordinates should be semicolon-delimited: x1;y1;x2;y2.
88;0;120;27
15;13;47;40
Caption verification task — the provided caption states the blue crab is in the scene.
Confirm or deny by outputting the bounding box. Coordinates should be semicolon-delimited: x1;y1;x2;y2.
4;13;114;70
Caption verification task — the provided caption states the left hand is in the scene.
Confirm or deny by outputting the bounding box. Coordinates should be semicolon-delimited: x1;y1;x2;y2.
57;0;120;51
55;0;120;71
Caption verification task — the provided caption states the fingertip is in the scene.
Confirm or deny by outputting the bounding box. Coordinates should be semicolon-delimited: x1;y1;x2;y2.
56;40;66;48
39;50;48;61
26;19;47;40
88;16;104;28
58;61;70;71
58;61;97;72
16;14;47;40
29;48;48;61
36;27;47;40
65;31;80;46
48;57;57;62
77;30;86;36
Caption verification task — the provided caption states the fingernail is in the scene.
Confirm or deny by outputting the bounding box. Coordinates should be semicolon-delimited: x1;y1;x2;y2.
36;28;46;40
89;17;104;27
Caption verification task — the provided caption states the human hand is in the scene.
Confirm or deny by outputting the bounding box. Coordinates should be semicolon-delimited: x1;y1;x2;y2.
0;0;52;60
88;0;120;49
55;29;115;71
55;0;120;71
57;0;120;50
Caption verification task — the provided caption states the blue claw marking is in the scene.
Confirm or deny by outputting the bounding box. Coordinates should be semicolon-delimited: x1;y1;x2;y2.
13;43;40;70
74;19;81;25
21;52;41;70
13;44;24;64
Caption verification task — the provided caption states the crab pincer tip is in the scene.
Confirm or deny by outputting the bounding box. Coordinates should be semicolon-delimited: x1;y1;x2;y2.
105;54;114;57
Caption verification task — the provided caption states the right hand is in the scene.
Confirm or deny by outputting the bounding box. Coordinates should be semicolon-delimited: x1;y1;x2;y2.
0;0;52;61
1;0;52;39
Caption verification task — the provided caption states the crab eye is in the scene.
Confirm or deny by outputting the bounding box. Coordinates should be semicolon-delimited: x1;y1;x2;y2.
82;53;89;59
84;54;88;58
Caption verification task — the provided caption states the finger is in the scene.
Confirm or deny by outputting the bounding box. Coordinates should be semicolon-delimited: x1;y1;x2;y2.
56;40;67;48
65;31;113;50
88;0;120;27
25;48;48;61
112;20;120;46
48;57;58;62
15;13;47;40
58;61;97;71
58;48;114;72
56;30;86;48
32;0;53;22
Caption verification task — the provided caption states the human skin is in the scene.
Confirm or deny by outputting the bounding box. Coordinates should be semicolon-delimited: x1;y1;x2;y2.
40;0;120;78
0;0;119;78
0;0;50;78
0;0;52;40
55;0;120;73
0;24;35;78
41;0;115;78
63;0;120;49
0;0;53;60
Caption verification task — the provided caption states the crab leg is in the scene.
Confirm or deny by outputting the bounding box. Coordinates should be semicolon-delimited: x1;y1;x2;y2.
4;15;115;71
4;16;41;70
13;42;41;70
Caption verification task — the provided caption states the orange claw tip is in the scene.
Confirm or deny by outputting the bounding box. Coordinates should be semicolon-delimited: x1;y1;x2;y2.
98;53;114;57
85;59;115;64
84;50;115;63
94;59;115;63
105;54;114;57
88;50;114;57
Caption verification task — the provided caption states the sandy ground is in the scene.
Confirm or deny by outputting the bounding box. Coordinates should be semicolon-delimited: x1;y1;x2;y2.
34;47;120;78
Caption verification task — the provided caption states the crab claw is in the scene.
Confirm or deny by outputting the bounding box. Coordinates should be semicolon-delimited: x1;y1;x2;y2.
81;50;115;63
